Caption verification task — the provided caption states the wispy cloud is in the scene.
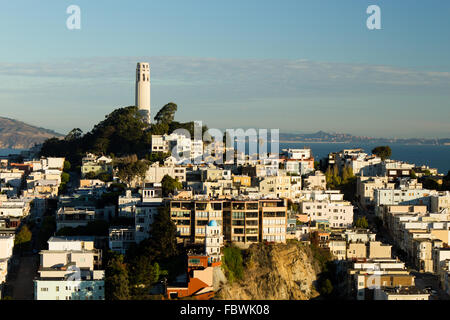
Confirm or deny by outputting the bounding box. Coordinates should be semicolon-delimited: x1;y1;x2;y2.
0;56;449;137
1;56;450;87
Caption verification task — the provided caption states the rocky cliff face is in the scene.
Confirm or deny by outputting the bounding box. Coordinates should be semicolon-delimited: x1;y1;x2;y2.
216;242;321;300
0;117;63;149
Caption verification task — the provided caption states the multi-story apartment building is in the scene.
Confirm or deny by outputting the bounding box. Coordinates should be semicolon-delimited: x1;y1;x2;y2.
356;176;395;208
205;220;223;263
170;199;224;245
303;171;326;191
300;200;354;229
431;191;450;213
144;163;186;184
135;184;163;243
259;175;291;199
382;160;415;181
169;198;287;248
374;188;434;213
34;237;104;300
347;258;414;300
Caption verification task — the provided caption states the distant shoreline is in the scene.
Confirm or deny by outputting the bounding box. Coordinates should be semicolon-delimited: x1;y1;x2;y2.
278;140;450;146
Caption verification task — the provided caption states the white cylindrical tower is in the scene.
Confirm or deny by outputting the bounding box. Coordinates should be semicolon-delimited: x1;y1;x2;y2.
135;62;151;123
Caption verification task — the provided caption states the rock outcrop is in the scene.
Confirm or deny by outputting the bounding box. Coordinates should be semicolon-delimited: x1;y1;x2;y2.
216;242;321;300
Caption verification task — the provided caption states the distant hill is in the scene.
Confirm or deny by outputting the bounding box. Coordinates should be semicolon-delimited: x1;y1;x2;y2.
0;116;64;149
279;131;450;145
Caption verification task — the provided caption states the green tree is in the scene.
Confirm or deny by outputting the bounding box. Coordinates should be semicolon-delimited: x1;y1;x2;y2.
149;206;178;260
154;102;178;125
355;217;369;229
14;225;33;253
117;159;149;185
84;171;97;179
61;172;70;184
37;216;56;249
372;146;392;161
105;253;130;300
96;172;113;182
64;128;83;141
222;246;244;283
63;160;71;172
161;175;182;197
149;122;169;135
320;279;334;296
128;257;160;297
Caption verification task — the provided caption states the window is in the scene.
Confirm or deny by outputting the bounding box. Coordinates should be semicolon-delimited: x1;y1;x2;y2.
40;288;48;292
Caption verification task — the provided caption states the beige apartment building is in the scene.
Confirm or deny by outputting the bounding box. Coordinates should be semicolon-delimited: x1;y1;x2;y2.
170;198;287;248
145;163;186;184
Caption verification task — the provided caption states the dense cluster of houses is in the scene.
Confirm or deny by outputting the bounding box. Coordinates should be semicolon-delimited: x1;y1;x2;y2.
0;154;65;298
1;139;448;300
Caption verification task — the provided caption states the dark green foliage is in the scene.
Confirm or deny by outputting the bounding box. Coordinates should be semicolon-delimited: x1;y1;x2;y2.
63;160;71;172
320;279;334;296
61;172;70;184
443;171;450;191
355;217;369;229
37;216;56;250
161;174;182;197
14;225;32;253
116;158;149;185
149;122;169;135
96;172;113;182
145;152;170;164
83;106;151;156
421;177;440;191
105;253;130;300
309;240;340;299
314;161;320;170
168;121;209;139
149;206;178;260
40;106;152;165
128;256;161;297
123;205;182;285
372;145;392;161
98;183;127;208
154;102;177;125
64;128;83;141
325;165;356;201
222;246;244;283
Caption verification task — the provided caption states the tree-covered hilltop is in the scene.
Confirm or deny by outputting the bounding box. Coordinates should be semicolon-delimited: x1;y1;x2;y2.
40;106;150;165
39;103;209;167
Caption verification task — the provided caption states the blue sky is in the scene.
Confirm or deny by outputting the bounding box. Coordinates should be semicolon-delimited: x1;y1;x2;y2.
0;0;449;138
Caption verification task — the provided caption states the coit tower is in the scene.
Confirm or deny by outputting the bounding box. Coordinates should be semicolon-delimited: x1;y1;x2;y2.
135;62;151;124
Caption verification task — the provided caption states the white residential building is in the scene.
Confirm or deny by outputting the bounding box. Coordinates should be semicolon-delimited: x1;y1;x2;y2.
283;148;312;160
300;200;354;228
205;220;223;263
34;237;104;300
135;184;163;243
374;188;435;208
144;163;186;184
